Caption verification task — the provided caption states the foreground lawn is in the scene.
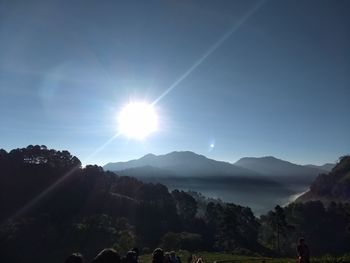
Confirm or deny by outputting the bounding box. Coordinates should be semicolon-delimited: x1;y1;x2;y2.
140;251;296;263
140;251;350;263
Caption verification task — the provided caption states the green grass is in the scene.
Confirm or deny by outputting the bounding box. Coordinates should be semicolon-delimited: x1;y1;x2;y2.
140;251;295;263
140;251;350;263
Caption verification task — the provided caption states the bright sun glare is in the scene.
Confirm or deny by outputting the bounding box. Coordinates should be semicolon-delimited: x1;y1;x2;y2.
118;102;158;140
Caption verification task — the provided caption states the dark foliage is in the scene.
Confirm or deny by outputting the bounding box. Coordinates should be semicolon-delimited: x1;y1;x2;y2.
259;202;350;256
0;146;350;263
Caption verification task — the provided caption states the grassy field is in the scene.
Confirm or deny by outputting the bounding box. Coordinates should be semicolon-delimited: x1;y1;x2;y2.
140;251;295;263
140;251;350;263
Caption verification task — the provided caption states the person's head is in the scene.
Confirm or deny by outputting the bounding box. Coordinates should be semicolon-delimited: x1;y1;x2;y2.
152;248;164;263
170;251;176;258
65;253;84;263
299;237;305;245
126;251;137;263
131;247;139;258
164;252;171;263
93;248;121;263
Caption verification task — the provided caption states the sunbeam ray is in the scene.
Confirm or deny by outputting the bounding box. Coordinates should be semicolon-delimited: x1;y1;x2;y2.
8;165;81;221
83;132;121;165
152;0;267;106
5;132;122;223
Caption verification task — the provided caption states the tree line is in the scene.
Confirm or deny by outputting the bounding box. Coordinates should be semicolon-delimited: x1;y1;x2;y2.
0;146;349;263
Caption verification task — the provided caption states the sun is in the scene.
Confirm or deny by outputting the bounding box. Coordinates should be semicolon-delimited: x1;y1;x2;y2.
118;102;158;140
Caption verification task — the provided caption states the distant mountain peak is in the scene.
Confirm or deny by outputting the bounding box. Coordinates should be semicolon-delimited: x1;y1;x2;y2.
141;151;205;158
103;151;257;177
237;156;286;162
104;152;332;185
167;150;206;157
140;153;156;159
261;156;282;161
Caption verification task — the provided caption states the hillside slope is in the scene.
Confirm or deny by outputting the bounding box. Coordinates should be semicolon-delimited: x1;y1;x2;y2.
234;156;326;176
296;155;350;203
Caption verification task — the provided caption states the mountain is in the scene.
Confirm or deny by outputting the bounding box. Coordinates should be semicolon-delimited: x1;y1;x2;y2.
234;156;327;186
305;163;335;172
104;152;334;214
234;156;326;176
104;151;258;177
296;155;350;204
116;165;177;178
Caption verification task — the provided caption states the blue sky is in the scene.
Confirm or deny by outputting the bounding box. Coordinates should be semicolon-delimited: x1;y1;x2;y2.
0;0;349;166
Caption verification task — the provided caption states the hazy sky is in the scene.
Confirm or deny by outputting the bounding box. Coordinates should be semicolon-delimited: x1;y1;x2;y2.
1;0;349;166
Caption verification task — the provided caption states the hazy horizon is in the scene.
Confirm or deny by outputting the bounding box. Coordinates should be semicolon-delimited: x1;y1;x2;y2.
102;149;337;167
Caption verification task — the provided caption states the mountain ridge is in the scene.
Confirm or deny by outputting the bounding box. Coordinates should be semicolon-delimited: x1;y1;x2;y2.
305;163;335;172
234;156;328;176
104;151;258;176
104;151;331;181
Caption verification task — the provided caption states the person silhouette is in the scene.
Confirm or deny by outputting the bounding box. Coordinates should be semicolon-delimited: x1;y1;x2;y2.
92;248;121;263
152;248;164;263
125;250;138;263
131;248;140;263
297;237;310;263
64;253;84;263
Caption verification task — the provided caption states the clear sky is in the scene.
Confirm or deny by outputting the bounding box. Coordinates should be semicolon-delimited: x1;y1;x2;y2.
0;0;349;166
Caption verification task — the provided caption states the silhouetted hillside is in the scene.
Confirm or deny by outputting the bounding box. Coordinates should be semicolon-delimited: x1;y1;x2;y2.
104;151;258;176
1;146;350;262
0;146;263;262
297;155;350;204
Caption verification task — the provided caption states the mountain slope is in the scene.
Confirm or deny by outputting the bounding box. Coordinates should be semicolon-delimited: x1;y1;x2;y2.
305;163;335;172
297;155;350;203
104;151;258;176
234;156;326;176
116;165;177;178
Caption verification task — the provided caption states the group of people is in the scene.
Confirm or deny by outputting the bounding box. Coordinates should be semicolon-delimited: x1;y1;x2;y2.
64;238;309;263
153;248;184;263
64;247;184;263
65;247;138;263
